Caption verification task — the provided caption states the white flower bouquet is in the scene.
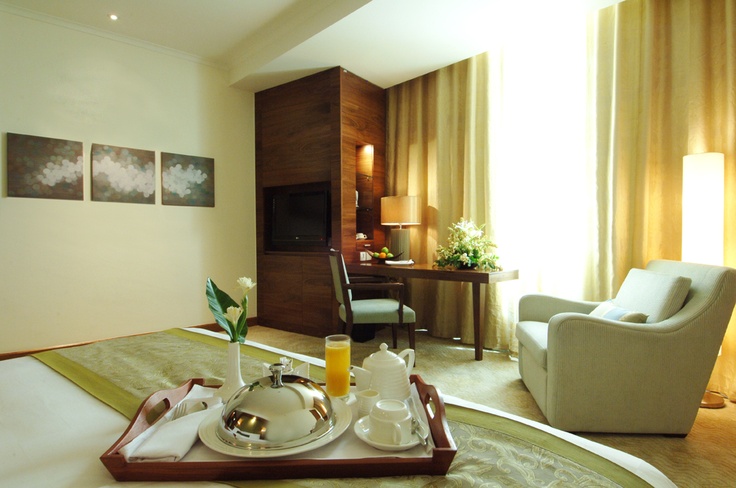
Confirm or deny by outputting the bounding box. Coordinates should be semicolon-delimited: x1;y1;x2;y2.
434;218;501;271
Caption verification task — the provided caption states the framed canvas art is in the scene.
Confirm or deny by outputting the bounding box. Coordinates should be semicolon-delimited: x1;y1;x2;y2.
161;152;214;207
6;133;83;200
91;144;155;204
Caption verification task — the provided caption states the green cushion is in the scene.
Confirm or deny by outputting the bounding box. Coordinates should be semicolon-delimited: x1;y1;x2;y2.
340;298;416;324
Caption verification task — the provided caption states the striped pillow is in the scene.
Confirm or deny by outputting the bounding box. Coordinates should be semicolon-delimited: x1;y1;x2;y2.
590;300;649;323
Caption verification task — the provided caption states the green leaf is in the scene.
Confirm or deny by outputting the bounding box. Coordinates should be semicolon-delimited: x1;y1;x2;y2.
235;307;248;343
206;278;240;342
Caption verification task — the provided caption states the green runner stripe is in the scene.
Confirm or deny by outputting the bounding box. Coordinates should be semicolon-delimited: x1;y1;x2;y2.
165;328;326;381
33;346;142;418
32;328;325;420
446;403;651;487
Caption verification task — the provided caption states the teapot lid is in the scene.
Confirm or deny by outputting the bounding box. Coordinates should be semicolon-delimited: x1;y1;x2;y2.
367;343;399;363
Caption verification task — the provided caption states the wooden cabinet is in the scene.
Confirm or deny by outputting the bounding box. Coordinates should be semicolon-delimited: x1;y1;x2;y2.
255;67;386;337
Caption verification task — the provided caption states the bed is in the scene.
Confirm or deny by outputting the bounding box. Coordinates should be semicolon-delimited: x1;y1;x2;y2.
0;328;675;487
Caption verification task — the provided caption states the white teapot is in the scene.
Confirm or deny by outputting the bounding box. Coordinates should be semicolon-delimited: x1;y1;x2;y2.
350;343;415;400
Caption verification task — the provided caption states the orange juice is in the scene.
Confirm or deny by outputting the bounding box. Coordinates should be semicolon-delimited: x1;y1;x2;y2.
325;335;351;397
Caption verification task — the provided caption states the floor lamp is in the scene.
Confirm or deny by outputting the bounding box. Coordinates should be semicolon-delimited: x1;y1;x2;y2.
380;196;421;261
682;152;726;408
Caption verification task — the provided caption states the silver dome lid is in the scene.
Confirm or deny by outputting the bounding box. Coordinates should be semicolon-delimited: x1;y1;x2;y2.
216;363;335;450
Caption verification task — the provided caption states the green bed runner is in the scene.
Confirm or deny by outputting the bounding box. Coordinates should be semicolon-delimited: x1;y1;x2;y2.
33;329;652;487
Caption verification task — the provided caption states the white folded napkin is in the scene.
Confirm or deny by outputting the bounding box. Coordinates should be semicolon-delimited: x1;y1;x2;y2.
120;385;222;462
385;259;414;266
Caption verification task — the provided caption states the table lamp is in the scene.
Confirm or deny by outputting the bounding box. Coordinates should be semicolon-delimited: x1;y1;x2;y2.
380;196;421;261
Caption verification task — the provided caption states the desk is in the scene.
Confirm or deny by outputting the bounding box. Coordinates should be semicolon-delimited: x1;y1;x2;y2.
345;263;519;360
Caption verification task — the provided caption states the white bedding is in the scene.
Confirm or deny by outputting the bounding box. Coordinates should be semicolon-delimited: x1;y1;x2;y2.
0;328;675;488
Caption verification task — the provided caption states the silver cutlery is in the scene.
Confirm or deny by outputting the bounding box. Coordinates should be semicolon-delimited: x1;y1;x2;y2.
411;416;430;448
170;400;208;420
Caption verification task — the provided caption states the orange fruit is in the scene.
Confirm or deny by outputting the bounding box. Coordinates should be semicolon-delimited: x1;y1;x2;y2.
379;252;387;259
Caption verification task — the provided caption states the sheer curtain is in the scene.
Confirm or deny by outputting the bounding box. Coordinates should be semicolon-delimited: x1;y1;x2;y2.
386;4;595;353
593;0;736;398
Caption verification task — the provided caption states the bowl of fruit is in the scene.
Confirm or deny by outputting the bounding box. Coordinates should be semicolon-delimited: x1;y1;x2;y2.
371;247;402;264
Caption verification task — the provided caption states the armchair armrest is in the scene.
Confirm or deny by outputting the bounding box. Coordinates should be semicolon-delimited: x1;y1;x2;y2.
543;313;695;431
519;294;599;322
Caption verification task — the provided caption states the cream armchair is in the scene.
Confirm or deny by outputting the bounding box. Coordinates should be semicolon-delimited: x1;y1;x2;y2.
515;260;736;435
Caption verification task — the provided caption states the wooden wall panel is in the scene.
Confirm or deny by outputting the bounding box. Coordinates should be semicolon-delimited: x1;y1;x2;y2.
340;70;386;263
257;255;303;329
256;69;340;188
255;67;385;338
301;255;338;335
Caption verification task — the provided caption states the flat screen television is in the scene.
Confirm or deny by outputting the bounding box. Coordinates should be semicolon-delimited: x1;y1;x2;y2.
265;182;331;251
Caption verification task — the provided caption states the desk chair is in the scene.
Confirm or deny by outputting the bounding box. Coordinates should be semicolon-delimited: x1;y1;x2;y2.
329;250;417;350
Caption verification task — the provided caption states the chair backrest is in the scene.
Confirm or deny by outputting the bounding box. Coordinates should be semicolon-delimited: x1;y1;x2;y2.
328;250;352;305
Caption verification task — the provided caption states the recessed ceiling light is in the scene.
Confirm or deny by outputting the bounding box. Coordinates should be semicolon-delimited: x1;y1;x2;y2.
109;13;118;21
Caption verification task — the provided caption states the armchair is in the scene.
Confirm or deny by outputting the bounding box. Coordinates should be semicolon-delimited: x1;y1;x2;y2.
329;250;416;350
515;260;736;435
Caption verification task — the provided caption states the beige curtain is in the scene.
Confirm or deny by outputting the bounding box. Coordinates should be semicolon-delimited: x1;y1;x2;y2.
593;0;736;397
385;6;593;352
386;54;515;351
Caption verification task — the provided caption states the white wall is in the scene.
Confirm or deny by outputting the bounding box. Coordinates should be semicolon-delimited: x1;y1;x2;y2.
0;10;256;353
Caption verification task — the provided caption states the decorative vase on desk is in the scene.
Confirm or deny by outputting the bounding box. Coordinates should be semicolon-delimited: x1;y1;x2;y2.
205;276;256;401
218;342;246;401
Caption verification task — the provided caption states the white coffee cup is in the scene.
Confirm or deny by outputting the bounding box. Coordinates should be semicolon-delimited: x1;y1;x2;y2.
356;389;380;418
368;399;412;445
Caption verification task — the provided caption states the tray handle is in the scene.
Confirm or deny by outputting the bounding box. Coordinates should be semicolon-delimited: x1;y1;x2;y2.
101;378;205;459
410;374;456;450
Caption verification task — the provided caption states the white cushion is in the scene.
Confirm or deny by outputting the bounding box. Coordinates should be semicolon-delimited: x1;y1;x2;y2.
590;300;648;323
613;269;691;323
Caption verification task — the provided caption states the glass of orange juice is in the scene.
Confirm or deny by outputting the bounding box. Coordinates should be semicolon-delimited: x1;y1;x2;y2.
325;334;351;398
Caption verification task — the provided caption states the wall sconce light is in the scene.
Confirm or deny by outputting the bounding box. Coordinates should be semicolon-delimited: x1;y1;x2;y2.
682;152;726;408
380;196;421;261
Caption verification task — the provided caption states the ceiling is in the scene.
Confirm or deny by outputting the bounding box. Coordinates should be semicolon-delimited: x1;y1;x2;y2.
0;0;621;92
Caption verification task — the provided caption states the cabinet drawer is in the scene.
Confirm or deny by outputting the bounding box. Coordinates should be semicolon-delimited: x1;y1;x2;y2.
356;240;374;251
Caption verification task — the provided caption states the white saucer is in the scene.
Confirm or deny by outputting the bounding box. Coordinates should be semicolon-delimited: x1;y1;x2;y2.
353;416;420;452
198;399;351;458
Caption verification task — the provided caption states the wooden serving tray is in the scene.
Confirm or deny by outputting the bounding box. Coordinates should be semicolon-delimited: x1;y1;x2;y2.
101;374;457;482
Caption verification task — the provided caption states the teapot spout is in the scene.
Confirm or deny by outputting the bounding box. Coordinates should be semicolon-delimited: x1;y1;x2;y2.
350;365;372;391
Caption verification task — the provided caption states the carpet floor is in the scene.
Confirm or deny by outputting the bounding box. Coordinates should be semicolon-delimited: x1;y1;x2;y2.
245;324;736;487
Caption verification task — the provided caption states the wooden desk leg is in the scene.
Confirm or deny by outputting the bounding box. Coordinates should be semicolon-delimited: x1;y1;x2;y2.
473;282;482;360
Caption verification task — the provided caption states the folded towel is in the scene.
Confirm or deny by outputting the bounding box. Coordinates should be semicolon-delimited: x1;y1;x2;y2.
385;259;414;266
120;385;222;462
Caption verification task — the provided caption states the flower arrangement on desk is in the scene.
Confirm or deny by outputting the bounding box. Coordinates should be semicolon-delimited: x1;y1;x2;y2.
206;276;256;343
434;218;502;271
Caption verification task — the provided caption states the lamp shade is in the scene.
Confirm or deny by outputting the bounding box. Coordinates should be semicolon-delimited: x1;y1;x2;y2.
380;196;421;226
682;152;724;265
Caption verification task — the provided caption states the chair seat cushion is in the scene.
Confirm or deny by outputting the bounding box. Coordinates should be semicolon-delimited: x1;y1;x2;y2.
589;300;648;323
340;299;416;324
516;321;548;369
614;269;691;322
